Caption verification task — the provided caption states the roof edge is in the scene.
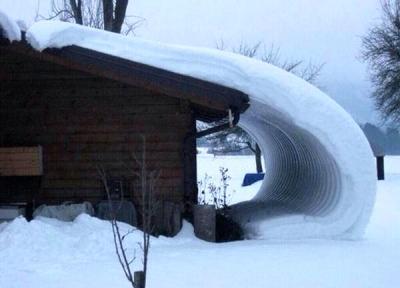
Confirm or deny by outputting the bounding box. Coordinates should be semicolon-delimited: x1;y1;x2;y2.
1;33;249;121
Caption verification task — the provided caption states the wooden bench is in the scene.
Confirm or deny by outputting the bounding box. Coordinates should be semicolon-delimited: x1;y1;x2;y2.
0;146;43;176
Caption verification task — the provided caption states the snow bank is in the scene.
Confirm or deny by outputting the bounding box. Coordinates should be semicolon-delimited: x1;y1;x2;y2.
0;9;21;42
0;214;198;266
0;174;398;288
22;21;376;239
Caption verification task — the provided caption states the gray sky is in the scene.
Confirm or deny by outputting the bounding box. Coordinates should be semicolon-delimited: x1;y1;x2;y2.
0;0;382;123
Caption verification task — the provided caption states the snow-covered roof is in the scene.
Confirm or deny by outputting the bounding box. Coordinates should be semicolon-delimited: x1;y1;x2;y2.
0;10;376;240
0;15;249;121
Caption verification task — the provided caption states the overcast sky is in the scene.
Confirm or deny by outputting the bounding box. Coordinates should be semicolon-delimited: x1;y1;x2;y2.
0;0;383;124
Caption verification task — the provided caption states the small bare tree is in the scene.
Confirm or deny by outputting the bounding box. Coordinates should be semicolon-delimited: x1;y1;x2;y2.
132;137;160;285
98;136;159;288
98;167;136;285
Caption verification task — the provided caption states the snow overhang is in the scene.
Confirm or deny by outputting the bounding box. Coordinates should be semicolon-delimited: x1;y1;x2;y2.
0;15;377;240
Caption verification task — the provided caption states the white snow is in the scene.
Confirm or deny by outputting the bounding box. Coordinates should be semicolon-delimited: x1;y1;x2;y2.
7;17;376;239
0;155;398;288
0;9;21;42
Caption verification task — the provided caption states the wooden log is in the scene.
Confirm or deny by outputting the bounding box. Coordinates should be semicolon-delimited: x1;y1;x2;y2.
377;156;385;181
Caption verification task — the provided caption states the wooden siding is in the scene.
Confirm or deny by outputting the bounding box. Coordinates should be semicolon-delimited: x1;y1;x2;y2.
0;49;197;207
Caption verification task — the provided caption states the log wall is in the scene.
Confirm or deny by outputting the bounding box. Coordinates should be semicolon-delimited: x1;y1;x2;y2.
0;49;197;207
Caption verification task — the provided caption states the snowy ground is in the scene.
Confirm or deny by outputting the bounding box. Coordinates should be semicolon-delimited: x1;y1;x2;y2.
0;155;399;288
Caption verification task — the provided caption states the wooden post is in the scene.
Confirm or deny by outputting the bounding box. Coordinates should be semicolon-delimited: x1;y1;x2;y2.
193;204;216;242
376;156;385;181
134;271;145;288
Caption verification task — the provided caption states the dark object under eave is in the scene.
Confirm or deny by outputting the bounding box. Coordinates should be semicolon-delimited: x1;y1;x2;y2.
242;173;265;186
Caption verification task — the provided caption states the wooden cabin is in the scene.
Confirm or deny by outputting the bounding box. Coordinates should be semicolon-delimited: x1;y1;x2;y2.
0;30;249;224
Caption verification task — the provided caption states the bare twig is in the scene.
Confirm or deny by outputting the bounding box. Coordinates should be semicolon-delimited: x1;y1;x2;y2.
98;166;135;285
98;135;159;288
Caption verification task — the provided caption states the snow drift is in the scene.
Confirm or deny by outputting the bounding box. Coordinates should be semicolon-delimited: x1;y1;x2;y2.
1;13;376;239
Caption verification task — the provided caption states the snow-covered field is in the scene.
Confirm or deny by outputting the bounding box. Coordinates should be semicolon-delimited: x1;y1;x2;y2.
0;155;399;288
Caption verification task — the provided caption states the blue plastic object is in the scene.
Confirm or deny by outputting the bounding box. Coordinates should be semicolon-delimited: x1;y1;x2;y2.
242;173;265;187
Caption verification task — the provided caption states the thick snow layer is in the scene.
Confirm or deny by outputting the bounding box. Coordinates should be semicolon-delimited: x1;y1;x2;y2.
0;9;21;42
23;20;376;239
0;156;399;288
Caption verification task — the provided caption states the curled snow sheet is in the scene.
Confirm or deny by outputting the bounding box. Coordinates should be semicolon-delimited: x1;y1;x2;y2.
25;21;376;239
0;10;21;42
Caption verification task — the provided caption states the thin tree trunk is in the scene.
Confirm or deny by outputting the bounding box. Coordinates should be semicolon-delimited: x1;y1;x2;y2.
102;0;114;31
112;0;129;33
255;143;263;173
69;0;83;24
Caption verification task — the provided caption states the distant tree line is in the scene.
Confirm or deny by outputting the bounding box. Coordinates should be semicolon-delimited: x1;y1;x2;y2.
361;123;400;155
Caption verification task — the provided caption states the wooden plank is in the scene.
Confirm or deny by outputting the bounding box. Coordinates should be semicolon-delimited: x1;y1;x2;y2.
42;178;183;189
0;146;43;176
0;122;191;135
0;167;41;176
44;168;183;180
44;142;182;153
0;161;41;169
44;151;182;162
0;147;41;153
0;153;40;161
0;132;186;145
0;105;185;116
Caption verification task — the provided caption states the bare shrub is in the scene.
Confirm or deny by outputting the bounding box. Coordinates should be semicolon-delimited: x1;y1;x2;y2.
98;136;159;288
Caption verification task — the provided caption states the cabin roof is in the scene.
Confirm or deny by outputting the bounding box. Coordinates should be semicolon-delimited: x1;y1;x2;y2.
0;28;249;122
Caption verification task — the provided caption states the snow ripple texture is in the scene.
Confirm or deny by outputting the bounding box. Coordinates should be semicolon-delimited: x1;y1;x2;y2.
1;16;376;240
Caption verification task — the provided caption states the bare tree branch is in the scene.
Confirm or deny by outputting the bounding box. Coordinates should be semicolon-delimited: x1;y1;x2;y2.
362;0;400;123
97;166;135;284
45;0;143;35
98;135;159;288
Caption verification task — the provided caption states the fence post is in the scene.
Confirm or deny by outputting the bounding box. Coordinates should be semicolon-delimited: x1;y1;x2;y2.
193;204;216;242
376;156;385;181
134;271;145;288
